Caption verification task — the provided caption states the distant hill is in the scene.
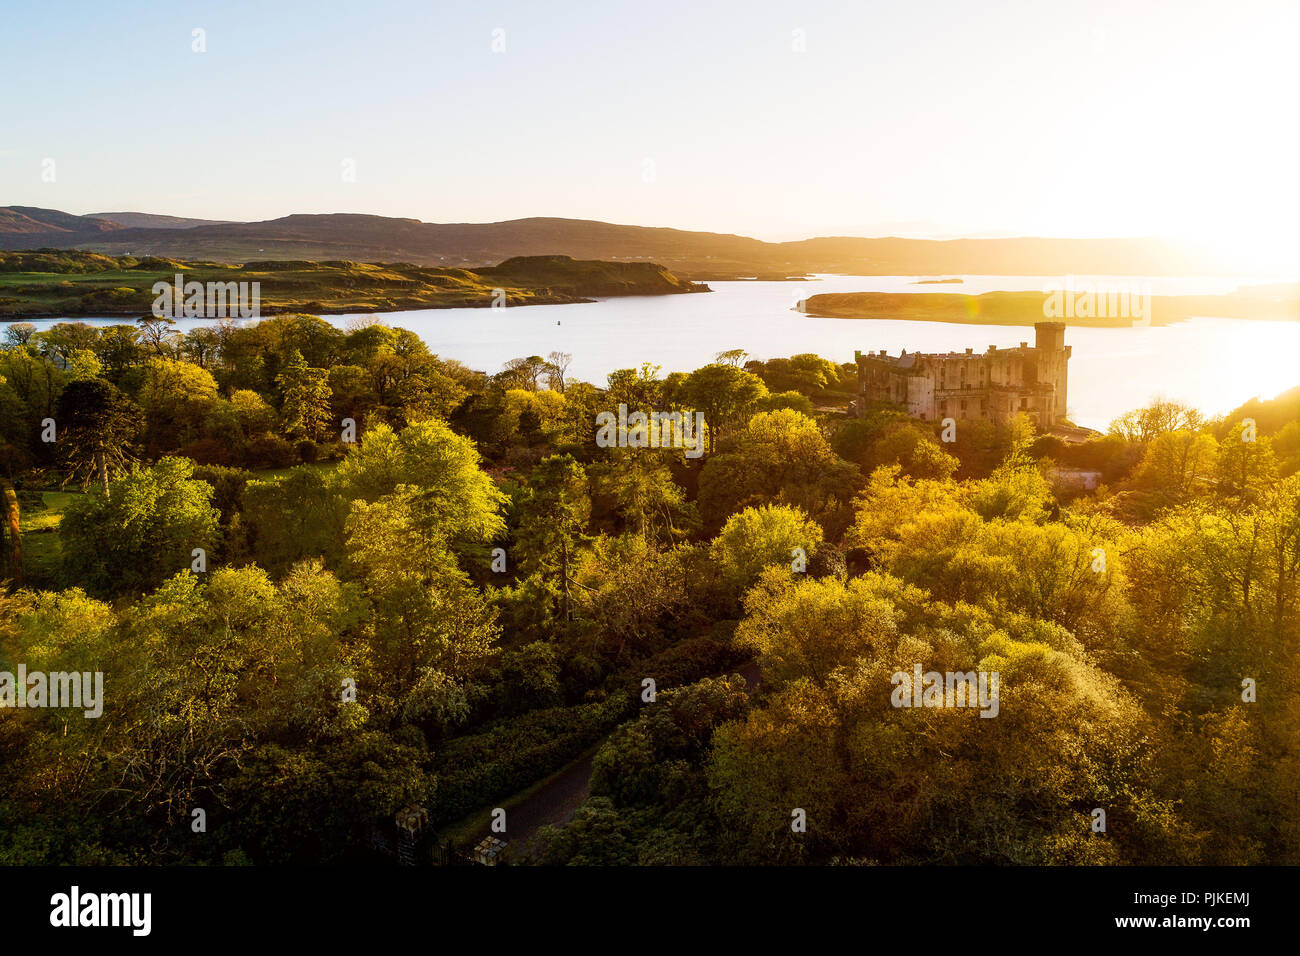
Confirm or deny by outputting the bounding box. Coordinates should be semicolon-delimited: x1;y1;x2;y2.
88;212;234;230
0;206;124;236
0;205;1264;277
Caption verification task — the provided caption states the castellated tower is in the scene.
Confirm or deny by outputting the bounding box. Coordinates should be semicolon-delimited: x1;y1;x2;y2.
855;321;1071;428
1034;321;1069;423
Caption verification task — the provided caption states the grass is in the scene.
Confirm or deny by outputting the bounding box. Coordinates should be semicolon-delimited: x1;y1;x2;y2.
17;489;79;589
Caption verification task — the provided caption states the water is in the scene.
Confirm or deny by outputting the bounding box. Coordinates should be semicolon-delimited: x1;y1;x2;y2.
24;274;1300;430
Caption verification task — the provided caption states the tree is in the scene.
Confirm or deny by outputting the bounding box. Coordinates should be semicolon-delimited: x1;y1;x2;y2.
1109;398;1203;444
138;356;219;452
864;420;959;480
544;351;573;393
275;349;333;442
499;389;566;445
60;457;220;596
598;450;692;543
758;353;839;397
93;325;142;374
1129;429;1219;517
1215;423;1278;503
338;418;507;552
697;408;859;535
0;478;21;584
180;327;220;368
515;454;590;622
709;504;824;599
54;378;139;495
228;389;277;437
603;363;667;414
345;491;500;718
36;322;100;367
500;356;548;391
756;390;815;416
715;349;748;367
135;316;178;355
679;363;768;453
3;323;36;348
711;569;1187;864
241;467;349;576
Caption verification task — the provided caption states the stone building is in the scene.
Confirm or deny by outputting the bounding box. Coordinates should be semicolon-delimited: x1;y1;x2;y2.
854;321;1070;427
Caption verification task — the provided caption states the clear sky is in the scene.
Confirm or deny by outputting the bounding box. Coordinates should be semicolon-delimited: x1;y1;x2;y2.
1;0;1296;259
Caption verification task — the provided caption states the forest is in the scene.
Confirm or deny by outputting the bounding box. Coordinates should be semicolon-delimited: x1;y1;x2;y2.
0;312;1296;865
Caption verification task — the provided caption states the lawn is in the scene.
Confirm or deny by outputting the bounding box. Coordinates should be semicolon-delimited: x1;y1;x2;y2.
17;489;79;589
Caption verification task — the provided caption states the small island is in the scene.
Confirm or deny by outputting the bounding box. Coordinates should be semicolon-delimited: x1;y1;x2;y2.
913;277;964;284
801;286;1300;327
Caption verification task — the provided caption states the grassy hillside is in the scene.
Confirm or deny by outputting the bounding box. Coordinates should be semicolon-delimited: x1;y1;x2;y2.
0;250;708;318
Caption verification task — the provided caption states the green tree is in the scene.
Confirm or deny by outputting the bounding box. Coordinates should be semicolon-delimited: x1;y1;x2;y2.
709;503;824;599
54;378;139;495
679;363;768;453
61;457;220;595
339;418;507;553
276;349;334;442
515;454;590;622
697;408;859;535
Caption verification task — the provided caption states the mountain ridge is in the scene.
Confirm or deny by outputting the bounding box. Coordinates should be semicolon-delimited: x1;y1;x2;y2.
0;205;1248;277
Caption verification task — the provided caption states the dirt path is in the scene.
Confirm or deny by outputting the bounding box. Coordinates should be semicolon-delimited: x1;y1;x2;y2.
465;663;762;861
465;748;598;859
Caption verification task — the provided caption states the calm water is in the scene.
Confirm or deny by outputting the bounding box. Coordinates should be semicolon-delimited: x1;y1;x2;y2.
31;274;1300;430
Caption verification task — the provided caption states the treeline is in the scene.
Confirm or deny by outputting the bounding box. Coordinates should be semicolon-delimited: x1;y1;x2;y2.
0;318;1297;865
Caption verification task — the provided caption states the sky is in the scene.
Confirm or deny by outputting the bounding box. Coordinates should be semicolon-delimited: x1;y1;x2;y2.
1;0;1297;262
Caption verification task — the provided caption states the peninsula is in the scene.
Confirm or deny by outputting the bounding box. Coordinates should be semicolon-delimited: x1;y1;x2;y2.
0;251;708;319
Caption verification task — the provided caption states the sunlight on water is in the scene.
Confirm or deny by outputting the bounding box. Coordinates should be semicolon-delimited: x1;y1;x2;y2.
346;276;1299;430
35;275;1299;431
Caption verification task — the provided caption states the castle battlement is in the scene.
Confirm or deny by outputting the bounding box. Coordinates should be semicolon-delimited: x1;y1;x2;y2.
854;321;1070;427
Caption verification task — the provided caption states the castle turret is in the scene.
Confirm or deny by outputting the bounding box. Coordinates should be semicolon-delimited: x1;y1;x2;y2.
1033;322;1069;423
1035;321;1066;352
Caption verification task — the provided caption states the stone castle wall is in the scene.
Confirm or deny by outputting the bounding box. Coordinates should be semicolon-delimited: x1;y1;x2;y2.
855;321;1070;427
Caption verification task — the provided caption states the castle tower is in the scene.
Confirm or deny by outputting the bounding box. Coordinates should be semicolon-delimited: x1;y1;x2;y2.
1035;321;1065;352
1034;321;1069;423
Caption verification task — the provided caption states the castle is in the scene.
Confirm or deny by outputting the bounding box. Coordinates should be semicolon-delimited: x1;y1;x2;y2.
854;321;1070;427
